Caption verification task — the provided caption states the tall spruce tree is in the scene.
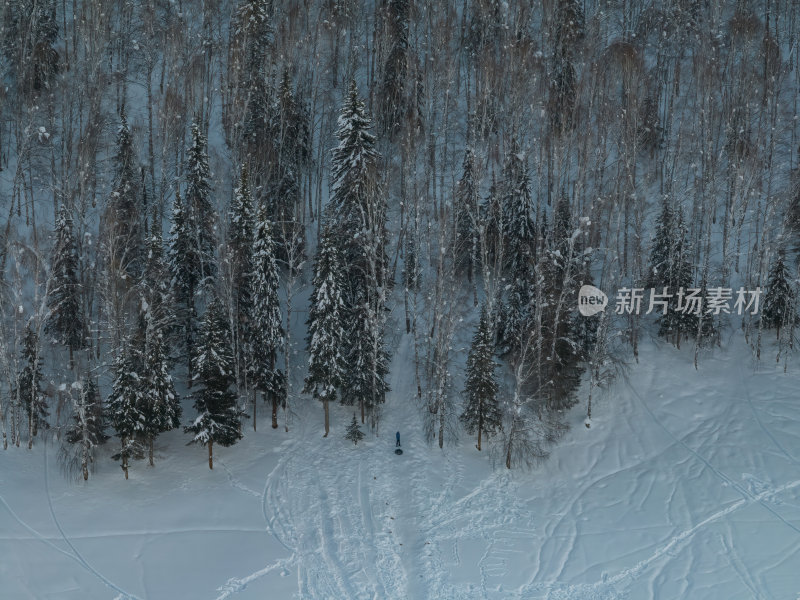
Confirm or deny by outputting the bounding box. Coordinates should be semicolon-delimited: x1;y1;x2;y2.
762;250;796;338
107;110;144;278
143;215;173;332
185;298;246;469
380;0;411;138
646;196;676;289
304;225;346;437
460;306;502;451
497;149;537;357
528;194;588;412
651;205;697;347
64;377;108;481
454;148;479;283
251;207;285;430
14;324;48;448
107;338;146;480
228;165;256;392
330;80;390;427
500;147;536;271
168;190;198;384
45;204;86;369
184;121;217;287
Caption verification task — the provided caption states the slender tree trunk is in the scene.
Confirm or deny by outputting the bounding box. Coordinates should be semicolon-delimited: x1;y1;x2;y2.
477;411;483;451
253;388;257;432
587;385;593;427
28;411;33;449
186;303;193;388
149;437;154;466
270;355;278;429
360;398;365;424
323;398;329;437
208;440;213;470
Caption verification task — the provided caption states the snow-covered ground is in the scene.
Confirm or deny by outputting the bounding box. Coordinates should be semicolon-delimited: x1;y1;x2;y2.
2;332;800;599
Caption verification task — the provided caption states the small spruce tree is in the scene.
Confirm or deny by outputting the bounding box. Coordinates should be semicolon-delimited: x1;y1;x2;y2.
763;250;796;339
460;305;502;451
344;413;365;446
108;341;146;480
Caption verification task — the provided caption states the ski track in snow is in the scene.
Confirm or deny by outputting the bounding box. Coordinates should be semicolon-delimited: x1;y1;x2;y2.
740;361;800;468
219;459;261;499
627;376;800;536
42;441;143;600
518;355;800;600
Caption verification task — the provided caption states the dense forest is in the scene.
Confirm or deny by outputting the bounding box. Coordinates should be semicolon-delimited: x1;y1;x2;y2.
1;0;799;477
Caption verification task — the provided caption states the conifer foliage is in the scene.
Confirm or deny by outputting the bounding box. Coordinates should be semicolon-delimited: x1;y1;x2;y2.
762;250;796;338
460;305;501;451
169;121;217;384
329;81;391;427
228;165;256;393
14;324;48;449
106;110;144;278
304;225;346;436
344;413;365;446
251;207;285;430
647;199;697;346
140;306;181;466
185;298;246;469
107;340;146;480
46;204;86;368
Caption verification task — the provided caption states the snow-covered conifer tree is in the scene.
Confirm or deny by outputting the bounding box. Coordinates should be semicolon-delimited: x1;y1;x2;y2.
185;298;246;469
228;165;256;391
45;204;86;369
168;190;198;384
344;413;365;446
14;324;48;448
251;206;285;430
304;225;345;437
653;205;697;347
106;110;144;278
184;121;217;288
107;339;145;480
140;305;181;466
454;148;479;284
330;80;390;427
460;305;501;451
500;147;536;270
763;249;796;339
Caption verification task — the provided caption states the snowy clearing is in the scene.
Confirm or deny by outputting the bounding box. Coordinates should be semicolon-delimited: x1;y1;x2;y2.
2;334;800;599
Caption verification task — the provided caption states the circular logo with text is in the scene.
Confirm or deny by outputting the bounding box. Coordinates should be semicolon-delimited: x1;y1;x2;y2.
578;285;607;316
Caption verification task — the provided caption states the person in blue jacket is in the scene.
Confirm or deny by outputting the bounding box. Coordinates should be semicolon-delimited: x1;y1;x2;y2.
396;431;401;447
